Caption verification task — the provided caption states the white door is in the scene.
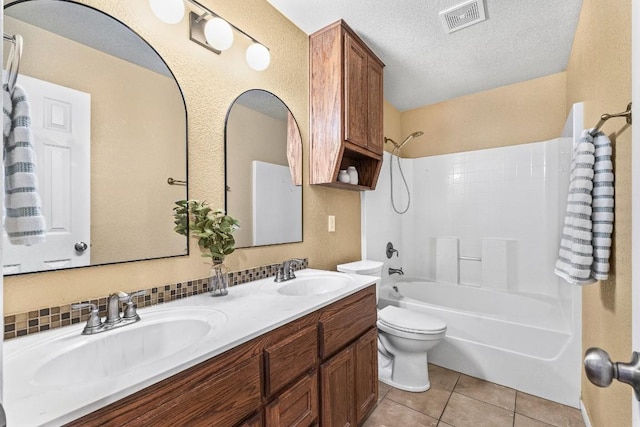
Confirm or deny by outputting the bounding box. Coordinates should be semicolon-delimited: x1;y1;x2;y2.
3;74;90;274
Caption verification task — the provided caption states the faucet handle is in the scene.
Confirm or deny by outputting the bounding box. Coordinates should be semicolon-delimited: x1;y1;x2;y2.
121;290;146;320
285;258;305;279
71;303;103;332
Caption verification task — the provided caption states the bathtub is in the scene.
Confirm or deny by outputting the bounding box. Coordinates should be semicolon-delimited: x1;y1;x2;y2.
378;278;581;408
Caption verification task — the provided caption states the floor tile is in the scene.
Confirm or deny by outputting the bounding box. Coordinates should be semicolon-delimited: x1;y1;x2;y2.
514;413;555;426
429;363;460;391
515;392;584;427
386;384;452;419
378;381;392;403
363;398;438;427
437;423;455;427
454;374;516;411
440;392;514;427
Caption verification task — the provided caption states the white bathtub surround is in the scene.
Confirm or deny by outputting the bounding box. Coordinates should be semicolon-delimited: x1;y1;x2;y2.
435;237;459;284
362;103;584;409
481;239;516;290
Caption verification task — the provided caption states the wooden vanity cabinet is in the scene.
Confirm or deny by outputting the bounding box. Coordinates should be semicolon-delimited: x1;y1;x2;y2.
66;286;377;427
310;20;385;191
318;289;378;427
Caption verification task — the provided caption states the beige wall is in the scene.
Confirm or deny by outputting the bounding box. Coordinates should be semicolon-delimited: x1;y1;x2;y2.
227;103;288;247
4;0;361;315
400;73;567;158
4;16;187;266
566;1;632;426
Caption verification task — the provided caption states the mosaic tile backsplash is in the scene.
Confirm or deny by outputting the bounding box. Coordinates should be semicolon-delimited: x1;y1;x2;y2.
4;259;308;340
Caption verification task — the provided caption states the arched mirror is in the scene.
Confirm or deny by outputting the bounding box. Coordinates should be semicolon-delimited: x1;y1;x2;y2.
3;0;188;275
225;89;302;247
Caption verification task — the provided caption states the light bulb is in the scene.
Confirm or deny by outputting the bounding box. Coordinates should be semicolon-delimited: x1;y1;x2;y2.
149;0;185;24
246;43;270;71
204;17;234;51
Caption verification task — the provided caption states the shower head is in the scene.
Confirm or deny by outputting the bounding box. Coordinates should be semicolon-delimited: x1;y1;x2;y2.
397;131;424;149
384;131;424;149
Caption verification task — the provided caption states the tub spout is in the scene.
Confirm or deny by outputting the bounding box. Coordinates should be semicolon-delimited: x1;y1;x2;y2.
389;267;404;276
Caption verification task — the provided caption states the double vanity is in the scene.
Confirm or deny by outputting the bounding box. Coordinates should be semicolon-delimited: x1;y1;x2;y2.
5;270;378;427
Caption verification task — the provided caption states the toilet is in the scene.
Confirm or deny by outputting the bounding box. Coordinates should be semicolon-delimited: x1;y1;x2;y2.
337;260;447;392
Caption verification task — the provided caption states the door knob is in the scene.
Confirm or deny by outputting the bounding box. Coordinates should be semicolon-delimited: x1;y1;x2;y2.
584;347;640;400
74;241;88;252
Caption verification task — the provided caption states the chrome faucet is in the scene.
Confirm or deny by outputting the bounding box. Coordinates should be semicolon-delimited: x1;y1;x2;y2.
388;267;404;276
275;258;305;282
71;290;146;335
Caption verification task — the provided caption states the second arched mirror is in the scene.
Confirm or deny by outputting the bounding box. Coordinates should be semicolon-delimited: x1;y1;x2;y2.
225;90;302;248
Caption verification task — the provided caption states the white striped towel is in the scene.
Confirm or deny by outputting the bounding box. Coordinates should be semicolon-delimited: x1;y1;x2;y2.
3;84;46;245
554;130;614;285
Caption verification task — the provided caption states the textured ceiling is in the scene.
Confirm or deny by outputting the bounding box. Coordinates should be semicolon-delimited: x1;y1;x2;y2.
266;0;583;111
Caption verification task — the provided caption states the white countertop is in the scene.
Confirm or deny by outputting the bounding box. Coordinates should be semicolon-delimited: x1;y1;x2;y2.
4;269;377;427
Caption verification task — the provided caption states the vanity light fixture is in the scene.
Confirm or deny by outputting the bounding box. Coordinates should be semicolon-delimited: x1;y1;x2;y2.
148;0;271;71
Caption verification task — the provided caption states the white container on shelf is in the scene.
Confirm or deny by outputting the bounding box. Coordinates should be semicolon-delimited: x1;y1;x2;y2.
338;170;350;183
347;166;359;185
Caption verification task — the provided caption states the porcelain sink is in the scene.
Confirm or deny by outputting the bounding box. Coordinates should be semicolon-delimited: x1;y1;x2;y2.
17;307;228;387
275;273;354;296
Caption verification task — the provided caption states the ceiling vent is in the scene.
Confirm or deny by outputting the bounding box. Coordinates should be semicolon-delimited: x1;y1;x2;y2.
439;0;487;34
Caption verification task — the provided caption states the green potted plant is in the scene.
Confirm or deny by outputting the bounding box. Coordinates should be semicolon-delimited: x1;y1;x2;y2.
173;200;240;296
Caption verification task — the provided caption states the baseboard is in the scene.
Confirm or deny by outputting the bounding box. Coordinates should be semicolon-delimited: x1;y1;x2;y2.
580;399;593;427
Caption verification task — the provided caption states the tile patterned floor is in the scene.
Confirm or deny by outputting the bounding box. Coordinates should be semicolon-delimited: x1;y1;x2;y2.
363;364;585;427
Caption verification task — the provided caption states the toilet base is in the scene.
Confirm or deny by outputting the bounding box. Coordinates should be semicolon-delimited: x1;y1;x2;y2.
377;352;431;392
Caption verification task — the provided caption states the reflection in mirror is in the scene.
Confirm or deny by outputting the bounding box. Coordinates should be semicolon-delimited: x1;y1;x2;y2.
3;0;188;275
225;90;302;248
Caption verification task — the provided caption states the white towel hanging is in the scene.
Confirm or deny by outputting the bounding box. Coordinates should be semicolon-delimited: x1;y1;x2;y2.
554;129;613;285
3;83;46;245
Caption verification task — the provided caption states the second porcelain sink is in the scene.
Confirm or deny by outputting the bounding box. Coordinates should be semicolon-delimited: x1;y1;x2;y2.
276;273;354;296
14;307;228;387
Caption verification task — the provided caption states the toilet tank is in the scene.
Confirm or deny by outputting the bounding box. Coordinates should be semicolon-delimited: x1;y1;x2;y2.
337;260;384;302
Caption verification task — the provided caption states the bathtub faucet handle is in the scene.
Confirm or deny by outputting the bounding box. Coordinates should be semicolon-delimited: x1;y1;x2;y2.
386;242;399;258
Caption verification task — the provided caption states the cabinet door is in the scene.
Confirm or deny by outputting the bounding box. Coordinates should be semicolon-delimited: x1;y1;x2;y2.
344;32;368;150
265;371;318;427
320;347;355;427
264;325;318;397
354;328;378;424
367;59;384;155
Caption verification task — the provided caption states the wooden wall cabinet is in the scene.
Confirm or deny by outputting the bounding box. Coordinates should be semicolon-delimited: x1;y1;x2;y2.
66;287;378;427
310;20;385;191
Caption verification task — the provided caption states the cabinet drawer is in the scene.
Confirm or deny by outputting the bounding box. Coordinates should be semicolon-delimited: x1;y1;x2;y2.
319;290;376;359
137;354;262;426
265;325;318;397
266;371;318;427
68;354;262;427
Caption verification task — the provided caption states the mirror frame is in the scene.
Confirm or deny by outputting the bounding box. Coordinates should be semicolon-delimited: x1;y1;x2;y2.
3;0;190;275
224;89;303;248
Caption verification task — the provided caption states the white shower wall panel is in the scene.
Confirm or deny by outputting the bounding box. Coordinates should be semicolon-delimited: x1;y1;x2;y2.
361;152;408;281
404;138;573;297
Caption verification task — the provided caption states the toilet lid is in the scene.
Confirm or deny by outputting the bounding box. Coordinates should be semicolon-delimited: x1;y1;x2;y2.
337;260;384;275
378;306;447;335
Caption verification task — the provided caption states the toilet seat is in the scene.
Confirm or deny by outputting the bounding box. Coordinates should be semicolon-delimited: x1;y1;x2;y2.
378;306;446;335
